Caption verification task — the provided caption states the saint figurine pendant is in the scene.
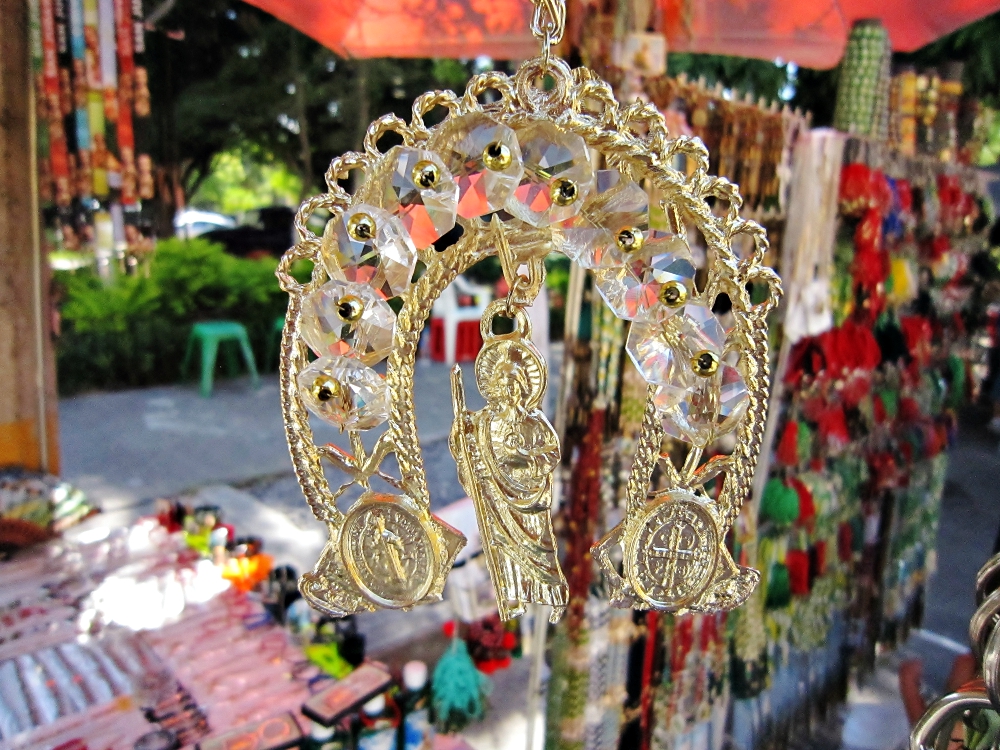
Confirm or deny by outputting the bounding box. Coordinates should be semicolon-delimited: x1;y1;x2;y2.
277;0;780;620
450;302;569;623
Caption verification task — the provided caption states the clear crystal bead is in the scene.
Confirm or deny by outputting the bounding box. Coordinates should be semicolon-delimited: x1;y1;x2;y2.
554;220;612;268
595;169;621;194
438;113;523;219
322;203;418;299
300;280;396;365
659;364;749;446
506;121;595;227
626;321;685;386
628;302;747;445
380;147;459;249
675;302;727;355
588;181;650;268
594;239;696;322
297;355;390;431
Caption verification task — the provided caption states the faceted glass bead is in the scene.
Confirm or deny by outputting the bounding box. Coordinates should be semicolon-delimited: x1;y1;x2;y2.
506;121;595;227
675;302;727;356
626;321;686;387
595;169;622;194
628;301;747;446
659;363;749;446
589;181;650;268
440;113;524;219
381;147;459;249
594;239;696;323
322;203;418;299
300;280;396;365
297;355;390;431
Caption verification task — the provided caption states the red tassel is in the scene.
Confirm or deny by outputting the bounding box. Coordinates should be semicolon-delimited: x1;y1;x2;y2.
872;171;893;216
814;540;827;578
900;315;933;366
818;404;850;447
855;208;884;255
776;420;800;466
839;162;874;216
786;549;811;595
930;234;951;261
838;523;853;562
896;179;913;213
788;477;815;529
840;372;872;409
899;397;921;422
873;394;887;423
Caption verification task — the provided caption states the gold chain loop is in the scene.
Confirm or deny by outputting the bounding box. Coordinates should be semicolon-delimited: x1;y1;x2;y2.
530;0;566;48
492;216;545;313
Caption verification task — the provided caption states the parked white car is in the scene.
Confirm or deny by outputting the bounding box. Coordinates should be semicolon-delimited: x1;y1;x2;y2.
174;209;236;239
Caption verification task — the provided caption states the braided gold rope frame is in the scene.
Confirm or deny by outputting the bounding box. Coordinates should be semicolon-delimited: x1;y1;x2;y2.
276;54;782;617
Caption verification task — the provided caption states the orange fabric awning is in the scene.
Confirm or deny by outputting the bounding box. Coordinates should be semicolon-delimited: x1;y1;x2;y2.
242;0;1000;68
663;0;1000;68
240;0;539;60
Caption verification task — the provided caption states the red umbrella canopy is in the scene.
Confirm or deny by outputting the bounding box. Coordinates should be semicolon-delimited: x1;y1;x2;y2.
240;0;539;60
242;0;1000;67
662;0;1000;68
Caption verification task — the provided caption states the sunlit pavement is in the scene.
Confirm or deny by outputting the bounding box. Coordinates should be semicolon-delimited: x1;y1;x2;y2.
58;358;544;750
57;359;993;750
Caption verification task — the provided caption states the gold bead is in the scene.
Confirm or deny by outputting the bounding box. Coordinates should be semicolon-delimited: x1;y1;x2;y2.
690;350;720;378
482;141;512;171
615;226;645;253
658;280;687;308
412;160;440;189
346;212;376;242
337;294;364;323
312;376;344;403
550;178;578;206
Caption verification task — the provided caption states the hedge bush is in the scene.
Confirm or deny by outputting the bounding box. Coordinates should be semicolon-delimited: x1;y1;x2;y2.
56;238;291;395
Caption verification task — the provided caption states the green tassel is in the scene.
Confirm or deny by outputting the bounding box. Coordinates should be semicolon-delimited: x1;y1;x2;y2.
760;478;800;526
877;387;899;419
947;354;966;408
796;420;813;465
765;563;791;608
432;638;492;734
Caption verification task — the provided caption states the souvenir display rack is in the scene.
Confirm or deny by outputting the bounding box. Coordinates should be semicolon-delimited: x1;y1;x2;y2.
29;0;156;272
543;36;992;747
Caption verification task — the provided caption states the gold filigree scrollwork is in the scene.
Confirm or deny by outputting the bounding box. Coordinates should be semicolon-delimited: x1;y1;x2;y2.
278;21;780;619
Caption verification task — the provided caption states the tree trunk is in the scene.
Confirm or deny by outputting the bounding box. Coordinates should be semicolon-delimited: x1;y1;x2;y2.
351;59;369;192
0;0;60;471
289;33;314;198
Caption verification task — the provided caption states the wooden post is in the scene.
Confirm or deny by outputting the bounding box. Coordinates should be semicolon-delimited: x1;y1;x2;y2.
0;0;59;473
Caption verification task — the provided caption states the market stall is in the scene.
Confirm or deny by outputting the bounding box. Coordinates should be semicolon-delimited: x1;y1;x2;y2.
6;1;1000;749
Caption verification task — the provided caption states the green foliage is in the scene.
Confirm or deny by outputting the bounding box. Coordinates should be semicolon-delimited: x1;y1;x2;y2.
667;53;793;102
148;1;475;203
191;149;302;215
432;58;475;90
56;239;287;394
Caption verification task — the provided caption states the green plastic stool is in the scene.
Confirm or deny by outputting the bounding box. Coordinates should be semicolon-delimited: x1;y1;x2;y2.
266;315;286;371
181;321;260;397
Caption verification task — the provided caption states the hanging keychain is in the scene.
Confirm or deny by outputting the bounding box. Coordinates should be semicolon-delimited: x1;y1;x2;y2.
277;0;780;619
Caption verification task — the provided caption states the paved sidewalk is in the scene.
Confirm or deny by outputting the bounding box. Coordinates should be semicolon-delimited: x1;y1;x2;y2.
58;357;549;750
59;358;488;520
56;355;998;750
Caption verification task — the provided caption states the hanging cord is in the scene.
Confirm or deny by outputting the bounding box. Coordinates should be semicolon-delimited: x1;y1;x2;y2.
530;0;566;64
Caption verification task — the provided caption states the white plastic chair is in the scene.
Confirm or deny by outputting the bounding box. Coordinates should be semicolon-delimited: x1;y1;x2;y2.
431;275;492;365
